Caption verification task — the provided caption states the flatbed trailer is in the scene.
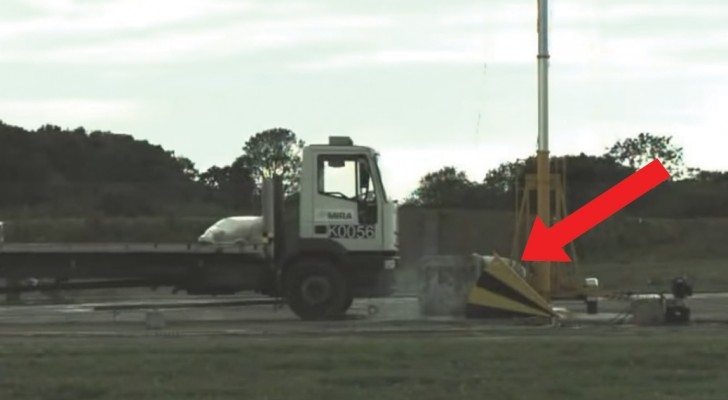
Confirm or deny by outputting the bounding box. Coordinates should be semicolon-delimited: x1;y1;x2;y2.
0;137;400;320
0;242;273;296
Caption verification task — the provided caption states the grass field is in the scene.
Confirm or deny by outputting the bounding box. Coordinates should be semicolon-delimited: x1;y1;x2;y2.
582;257;728;293
0;329;726;400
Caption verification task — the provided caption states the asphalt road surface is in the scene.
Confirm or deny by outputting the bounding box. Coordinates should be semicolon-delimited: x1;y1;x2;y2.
0;291;727;337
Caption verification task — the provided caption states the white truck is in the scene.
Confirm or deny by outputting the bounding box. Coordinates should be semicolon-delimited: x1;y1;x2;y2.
0;136;399;320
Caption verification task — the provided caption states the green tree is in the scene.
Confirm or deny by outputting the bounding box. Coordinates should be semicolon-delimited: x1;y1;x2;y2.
691;170;728;183
199;161;256;211
483;160;527;193
405;166;474;207
172;154;199;181
238;128;305;196
559;154;634;211
199;166;230;190
606;133;685;178
0;121;217;216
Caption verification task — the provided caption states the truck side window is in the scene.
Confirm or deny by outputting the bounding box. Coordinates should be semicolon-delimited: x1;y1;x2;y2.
358;157;376;203
317;155;358;200
356;157;378;224
317;155;378;224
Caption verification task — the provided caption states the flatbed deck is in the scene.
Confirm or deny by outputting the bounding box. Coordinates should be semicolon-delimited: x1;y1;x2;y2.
0;242;267;254
0;242;275;297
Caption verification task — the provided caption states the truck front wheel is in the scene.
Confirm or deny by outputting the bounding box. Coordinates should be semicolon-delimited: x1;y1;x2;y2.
284;259;348;320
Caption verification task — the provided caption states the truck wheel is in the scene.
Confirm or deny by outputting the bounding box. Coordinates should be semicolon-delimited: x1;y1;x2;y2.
284;259;348;320
327;290;354;318
340;292;354;313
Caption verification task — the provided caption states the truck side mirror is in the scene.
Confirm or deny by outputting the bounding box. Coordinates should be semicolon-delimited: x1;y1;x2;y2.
327;157;345;168
359;163;370;190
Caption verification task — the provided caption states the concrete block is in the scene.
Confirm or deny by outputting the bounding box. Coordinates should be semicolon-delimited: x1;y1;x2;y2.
418;255;478;317
630;298;665;326
422;212;440;256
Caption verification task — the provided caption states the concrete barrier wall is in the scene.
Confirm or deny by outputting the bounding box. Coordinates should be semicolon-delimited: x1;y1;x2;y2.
398;208;517;267
397;207;728;267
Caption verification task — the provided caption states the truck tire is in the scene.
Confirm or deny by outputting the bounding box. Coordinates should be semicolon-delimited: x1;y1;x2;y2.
284;259;348;320
327;289;354;318
340;292;354;314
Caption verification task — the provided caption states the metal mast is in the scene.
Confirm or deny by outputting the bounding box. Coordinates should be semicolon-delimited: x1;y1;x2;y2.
533;0;552;299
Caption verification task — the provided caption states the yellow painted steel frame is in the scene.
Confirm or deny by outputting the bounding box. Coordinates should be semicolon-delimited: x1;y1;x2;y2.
512;158;605;300
534;150;551;300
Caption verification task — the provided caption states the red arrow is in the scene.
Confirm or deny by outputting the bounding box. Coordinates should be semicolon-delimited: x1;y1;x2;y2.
522;159;670;262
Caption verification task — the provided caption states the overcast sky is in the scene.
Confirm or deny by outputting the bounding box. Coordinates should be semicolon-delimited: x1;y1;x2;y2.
1;0;726;199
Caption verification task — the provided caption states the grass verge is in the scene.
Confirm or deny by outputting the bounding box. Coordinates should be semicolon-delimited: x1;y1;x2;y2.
582;257;728;292
0;330;725;400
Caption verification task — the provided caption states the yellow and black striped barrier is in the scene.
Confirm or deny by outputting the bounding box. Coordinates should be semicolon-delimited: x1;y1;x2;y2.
466;255;557;319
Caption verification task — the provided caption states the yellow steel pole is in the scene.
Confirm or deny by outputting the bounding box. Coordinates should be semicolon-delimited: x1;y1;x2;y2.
534;151;551;299
533;0;551;300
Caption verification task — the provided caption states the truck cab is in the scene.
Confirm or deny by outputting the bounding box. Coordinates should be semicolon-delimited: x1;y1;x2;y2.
300;136;397;255
280;136;399;319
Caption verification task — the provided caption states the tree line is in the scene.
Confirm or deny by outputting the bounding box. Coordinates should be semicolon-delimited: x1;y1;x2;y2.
405;133;728;218
0;121;303;217
1;119;726;219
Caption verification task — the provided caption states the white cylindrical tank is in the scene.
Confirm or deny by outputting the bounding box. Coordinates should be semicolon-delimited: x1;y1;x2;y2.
198;216;264;245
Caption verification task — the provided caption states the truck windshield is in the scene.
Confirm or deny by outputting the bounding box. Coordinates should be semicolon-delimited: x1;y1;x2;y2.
373;152;389;202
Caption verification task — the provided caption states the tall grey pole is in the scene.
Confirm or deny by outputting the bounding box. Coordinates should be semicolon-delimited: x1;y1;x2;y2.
537;0;549;152
534;0;552;299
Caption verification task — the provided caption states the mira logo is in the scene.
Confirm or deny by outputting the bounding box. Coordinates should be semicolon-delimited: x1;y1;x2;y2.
315;209;355;223
327;211;352;220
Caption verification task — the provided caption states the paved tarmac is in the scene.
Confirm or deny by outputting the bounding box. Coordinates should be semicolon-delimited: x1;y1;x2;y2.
0;290;726;337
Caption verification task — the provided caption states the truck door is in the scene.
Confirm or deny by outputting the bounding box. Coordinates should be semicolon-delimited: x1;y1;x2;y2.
311;154;381;251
